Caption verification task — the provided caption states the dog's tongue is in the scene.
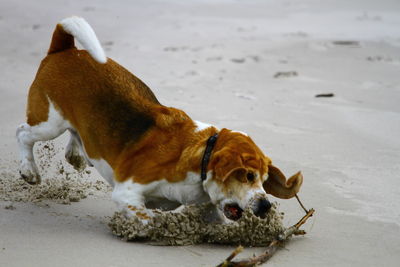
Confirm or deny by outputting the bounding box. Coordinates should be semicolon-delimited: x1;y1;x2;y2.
228;206;239;217
223;204;243;221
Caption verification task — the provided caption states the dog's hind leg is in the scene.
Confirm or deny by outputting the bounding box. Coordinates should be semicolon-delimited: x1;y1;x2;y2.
16;101;70;184
65;130;92;172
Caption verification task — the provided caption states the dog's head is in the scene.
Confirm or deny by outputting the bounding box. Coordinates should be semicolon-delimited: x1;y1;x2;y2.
204;129;303;220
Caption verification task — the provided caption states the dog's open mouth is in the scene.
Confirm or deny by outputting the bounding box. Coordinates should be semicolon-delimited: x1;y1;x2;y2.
223;203;243;221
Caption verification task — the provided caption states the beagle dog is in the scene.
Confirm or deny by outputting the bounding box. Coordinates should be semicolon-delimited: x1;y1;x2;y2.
17;17;303;222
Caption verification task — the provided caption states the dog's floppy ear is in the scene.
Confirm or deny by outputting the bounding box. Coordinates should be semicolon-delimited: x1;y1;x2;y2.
212;149;246;182
263;165;303;199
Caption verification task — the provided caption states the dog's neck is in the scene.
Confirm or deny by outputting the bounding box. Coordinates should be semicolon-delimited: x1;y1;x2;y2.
200;133;219;180
113;112;219;184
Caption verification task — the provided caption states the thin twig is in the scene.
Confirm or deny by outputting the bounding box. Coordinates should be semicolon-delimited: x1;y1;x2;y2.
295;194;309;214
217;246;244;267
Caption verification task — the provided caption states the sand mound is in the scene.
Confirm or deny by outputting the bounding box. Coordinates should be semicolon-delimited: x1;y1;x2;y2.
0;141;111;205
109;203;285;246
0;170;110;204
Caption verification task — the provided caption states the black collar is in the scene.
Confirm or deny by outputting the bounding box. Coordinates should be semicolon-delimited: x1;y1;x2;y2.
200;133;219;180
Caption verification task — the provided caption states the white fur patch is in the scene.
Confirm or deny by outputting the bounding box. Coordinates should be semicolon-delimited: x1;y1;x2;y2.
202;171;224;206
60;16;107;63
243;187;267;208
112;172;209;209
111;179;155;223
194;120;212;132
156;172;210;205
17;102;71;180
112;179;149;209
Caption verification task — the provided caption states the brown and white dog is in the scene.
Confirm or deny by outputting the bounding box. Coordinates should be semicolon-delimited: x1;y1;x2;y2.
17;17;303;223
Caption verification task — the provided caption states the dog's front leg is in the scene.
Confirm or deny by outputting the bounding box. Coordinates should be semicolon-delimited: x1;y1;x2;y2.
111;180;155;225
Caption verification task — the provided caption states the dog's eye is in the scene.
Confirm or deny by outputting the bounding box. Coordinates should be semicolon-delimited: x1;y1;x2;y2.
247;172;255;183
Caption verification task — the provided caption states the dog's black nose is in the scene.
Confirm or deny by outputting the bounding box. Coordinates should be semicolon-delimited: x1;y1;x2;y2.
254;199;272;218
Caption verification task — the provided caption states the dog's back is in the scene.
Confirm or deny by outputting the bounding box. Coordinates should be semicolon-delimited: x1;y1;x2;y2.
27;17;161;162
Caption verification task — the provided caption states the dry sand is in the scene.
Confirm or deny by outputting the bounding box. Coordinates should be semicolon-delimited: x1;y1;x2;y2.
1;0;400;266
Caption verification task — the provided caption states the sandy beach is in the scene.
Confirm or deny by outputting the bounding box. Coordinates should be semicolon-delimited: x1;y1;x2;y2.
1;0;400;266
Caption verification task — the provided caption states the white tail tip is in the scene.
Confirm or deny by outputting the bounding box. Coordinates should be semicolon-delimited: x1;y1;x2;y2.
60;16;107;64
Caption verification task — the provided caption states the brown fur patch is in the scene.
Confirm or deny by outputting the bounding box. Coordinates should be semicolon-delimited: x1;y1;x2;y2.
136;212;150;220
26;59;52;126
210;129;270;183
48;24;75;55
26;84;50;126
128;205;137;211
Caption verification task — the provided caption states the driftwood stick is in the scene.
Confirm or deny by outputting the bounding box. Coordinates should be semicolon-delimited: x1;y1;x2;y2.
216;208;315;267
294;208;315;228
217;246;244;267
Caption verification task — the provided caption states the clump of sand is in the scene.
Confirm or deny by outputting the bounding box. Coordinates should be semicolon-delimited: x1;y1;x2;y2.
0;141;111;205
109;203;285;246
0;171;110;204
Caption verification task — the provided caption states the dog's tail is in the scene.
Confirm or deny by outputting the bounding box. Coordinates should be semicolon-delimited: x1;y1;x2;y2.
47;16;107;64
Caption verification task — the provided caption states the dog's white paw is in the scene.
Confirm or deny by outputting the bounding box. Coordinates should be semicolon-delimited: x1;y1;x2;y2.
19;162;41;185
124;205;155;226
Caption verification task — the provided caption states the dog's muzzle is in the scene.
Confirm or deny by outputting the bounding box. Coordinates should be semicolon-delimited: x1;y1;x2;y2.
252;198;272;218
